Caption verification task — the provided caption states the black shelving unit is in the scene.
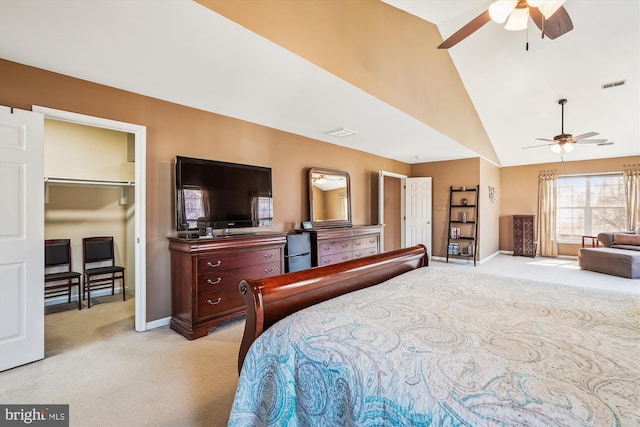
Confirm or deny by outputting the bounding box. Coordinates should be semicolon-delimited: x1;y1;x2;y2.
446;185;479;266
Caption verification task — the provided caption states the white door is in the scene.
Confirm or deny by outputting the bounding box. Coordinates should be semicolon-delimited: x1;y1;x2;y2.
0;106;44;371
405;177;432;257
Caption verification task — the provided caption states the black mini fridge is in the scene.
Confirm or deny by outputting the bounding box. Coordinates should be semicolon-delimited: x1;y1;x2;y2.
285;233;311;273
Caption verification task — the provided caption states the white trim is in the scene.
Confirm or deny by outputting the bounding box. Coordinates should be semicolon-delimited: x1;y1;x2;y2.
33;106;148;332
146;316;171;330
434;250;501;265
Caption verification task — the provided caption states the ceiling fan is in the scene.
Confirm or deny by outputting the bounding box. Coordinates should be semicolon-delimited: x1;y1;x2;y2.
523;98;609;153
438;0;573;49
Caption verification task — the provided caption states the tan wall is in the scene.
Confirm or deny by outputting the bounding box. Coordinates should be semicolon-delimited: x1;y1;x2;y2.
0;59;409;322
199;0;499;164
44;119;131;180
479;158;501;259
411;158;480;258
45;186;130;295
500;156;640;256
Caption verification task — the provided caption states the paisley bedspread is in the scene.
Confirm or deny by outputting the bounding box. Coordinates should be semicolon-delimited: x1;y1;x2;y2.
229;267;640;426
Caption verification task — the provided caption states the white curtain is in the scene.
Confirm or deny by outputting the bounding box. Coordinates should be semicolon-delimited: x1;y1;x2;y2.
624;164;640;232
537;170;558;257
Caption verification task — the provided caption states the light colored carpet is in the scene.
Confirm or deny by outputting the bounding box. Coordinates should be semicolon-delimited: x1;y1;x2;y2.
1;295;244;427
432;253;639;294
1;254;637;427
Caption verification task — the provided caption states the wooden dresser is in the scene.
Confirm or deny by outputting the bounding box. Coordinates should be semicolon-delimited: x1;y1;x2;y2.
168;233;286;339
513;215;536;257
303;225;382;267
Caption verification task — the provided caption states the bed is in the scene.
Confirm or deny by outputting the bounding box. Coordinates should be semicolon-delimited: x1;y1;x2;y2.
230;245;639;426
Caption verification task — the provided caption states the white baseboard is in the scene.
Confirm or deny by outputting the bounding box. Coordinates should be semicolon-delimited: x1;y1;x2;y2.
146;316;171;330
432;250;501;265
499;249;578;260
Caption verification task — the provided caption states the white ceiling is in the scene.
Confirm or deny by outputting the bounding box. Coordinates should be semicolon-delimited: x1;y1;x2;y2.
0;0;638;167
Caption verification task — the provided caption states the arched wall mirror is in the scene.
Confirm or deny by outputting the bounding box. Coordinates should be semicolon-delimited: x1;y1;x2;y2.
308;167;352;228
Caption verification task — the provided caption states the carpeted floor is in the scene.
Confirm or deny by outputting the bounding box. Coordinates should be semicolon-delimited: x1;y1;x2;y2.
2;294;244;427
1;254;637;426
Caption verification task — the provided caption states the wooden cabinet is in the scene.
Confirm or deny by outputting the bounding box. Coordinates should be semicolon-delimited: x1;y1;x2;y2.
513;215;535;257
168;233;286;339
304;226;381;267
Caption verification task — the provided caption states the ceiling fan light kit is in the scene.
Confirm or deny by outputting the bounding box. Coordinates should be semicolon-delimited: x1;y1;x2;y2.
523;98;609;154
438;0;572;49
488;0;517;24
504;6;530;31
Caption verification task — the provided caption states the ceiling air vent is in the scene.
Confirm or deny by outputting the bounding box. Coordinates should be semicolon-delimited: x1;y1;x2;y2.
325;128;358;138
601;79;626;89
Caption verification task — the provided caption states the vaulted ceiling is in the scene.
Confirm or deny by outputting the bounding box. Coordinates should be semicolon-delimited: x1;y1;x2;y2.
0;0;637;166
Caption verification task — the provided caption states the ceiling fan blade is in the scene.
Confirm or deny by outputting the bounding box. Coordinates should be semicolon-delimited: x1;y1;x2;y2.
529;6;574;40
573;132;599;140
437;10;491;49
522;143;554;149
535;137;556;142
576;139;608;144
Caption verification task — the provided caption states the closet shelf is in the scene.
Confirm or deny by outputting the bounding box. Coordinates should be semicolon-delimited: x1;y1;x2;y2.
44;177;135;187
44;177;134;205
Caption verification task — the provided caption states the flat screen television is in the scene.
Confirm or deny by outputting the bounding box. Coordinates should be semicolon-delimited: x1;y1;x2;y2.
175;156;273;233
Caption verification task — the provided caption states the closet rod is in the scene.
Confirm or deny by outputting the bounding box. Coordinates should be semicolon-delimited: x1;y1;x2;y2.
44;177;135;187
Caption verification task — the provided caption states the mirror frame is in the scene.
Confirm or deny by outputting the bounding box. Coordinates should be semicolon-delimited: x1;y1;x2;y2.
308;167;352;229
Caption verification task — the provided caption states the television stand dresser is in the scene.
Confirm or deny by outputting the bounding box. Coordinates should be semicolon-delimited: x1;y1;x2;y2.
168;233;286;339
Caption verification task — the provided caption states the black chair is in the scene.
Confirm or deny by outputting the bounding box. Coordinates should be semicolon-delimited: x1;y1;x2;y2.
82;236;126;308
45;239;82;310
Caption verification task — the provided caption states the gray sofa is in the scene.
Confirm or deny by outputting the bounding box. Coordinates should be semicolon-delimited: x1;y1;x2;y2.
578;231;640;279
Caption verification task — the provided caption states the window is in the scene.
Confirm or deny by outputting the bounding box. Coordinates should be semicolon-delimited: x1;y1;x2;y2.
256;196;273;226
557;174;626;240
182;186;205;229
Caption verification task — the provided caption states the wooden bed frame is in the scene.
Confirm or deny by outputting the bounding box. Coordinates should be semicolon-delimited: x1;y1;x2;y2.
237;244;428;372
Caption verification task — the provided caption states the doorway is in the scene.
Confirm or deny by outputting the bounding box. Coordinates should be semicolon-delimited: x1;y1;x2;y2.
379;170;406;251
33;106;147;331
379;171;432;257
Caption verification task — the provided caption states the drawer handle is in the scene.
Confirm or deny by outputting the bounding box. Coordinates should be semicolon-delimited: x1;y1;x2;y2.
207;298;222;306
341;243;349;248
355;253;361;258
264;267;275;274
264;253;274;259
322;245;331;251
354;241;361;246
207;277;222;285
206;260;222;268
369;239;376;243
342;255;349;260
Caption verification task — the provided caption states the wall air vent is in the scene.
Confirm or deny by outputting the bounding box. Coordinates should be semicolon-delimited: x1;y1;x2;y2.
601;79;626;89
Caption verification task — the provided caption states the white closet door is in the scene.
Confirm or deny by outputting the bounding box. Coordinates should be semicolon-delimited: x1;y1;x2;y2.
0;106;44;371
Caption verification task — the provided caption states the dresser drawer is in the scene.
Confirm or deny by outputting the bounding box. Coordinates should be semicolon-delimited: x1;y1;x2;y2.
317;239;352;256
196;289;244;319
319;252;353;266
197;247;281;274
197;261;281;295
353;236;378;250
353;247;378;259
